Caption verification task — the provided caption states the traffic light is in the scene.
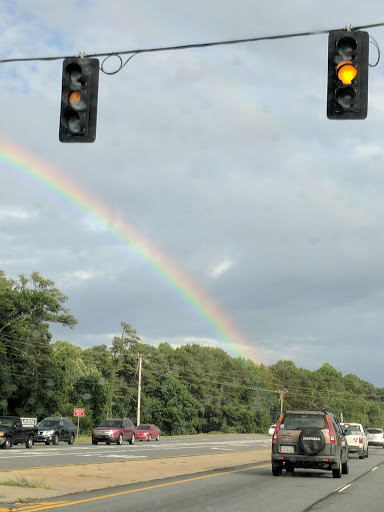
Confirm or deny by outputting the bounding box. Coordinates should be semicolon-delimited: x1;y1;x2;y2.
59;57;99;142
327;30;369;120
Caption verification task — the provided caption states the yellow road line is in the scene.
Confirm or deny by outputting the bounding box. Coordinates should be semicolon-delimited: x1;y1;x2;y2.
4;463;271;512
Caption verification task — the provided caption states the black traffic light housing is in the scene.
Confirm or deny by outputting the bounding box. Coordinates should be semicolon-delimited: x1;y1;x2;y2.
327;30;369;120
59;57;99;142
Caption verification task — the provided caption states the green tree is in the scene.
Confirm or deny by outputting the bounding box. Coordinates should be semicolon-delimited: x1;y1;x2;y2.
0;271;76;416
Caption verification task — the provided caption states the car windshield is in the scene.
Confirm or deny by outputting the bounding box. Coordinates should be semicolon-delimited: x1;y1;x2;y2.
283;414;327;430
98;420;122;428
38;420;59;428
136;425;151;430
0;418;13;427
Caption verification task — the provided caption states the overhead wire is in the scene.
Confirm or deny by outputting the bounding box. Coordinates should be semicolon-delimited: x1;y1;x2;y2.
0;23;382;75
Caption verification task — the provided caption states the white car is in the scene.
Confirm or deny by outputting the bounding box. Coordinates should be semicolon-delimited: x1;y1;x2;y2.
365;428;384;448
341;422;368;459
268;424;277;436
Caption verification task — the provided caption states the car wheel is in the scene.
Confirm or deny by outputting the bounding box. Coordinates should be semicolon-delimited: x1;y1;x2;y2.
299;428;325;455
156;434;160;441
147;435;152;442
272;463;282;476
117;434;123;445
129;433;135;445
25;435;34;449
68;434;75;445
332;458;342;478
365;447;369;458
2;437;11;449
342;456;349;474
92;439;98;445
52;434;59;446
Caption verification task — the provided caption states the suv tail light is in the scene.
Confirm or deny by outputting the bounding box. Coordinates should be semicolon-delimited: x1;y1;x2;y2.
272;413;284;443
359;437;363;444
325;414;335;445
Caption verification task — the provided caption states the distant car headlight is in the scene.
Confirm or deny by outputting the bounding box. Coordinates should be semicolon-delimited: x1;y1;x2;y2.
0;432;4;437
44;430;55;435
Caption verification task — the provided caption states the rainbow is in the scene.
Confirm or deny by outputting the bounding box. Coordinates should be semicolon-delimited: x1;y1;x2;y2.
0;137;260;362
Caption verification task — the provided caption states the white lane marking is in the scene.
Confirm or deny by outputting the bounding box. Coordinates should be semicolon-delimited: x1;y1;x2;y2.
338;484;352;493
211;448;237;451
372;466;379;471
102;455;147;459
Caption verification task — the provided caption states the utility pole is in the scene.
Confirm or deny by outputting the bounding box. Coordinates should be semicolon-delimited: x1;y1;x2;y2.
279;389;289;413
137;354;142;426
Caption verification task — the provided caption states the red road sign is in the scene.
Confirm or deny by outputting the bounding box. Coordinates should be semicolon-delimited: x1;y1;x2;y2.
74;408;85;417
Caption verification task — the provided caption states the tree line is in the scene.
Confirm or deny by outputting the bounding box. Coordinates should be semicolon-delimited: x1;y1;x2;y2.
1;271;384;434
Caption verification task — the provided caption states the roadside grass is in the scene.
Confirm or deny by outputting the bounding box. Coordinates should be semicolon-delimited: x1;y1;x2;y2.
0;474;49;489
75;435;92;444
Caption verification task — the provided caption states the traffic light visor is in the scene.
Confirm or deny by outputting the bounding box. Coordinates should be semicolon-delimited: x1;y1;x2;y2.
337;62;357;84
336;37;357;60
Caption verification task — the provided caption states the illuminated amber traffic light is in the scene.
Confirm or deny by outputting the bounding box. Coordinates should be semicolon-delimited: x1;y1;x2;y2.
59;58;99;143
337;62;357;84
327;30;369;120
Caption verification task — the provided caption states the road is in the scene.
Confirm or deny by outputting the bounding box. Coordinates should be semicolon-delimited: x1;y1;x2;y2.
1;442;384;511
0;434;270;469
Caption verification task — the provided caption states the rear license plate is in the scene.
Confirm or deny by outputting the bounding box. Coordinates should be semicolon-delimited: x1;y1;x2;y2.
281;445;295;453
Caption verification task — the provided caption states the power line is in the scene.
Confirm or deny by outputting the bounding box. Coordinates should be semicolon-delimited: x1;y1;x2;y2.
0;23;383;68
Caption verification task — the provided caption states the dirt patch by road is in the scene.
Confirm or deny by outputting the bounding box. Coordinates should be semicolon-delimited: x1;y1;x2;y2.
0;448;270;504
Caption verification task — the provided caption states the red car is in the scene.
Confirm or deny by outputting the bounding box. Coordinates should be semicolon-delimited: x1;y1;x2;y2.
92;418;135;445
135;424;160;441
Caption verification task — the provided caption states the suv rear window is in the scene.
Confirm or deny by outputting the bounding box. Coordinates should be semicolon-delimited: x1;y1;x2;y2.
344;427;361;435
283;414;327;430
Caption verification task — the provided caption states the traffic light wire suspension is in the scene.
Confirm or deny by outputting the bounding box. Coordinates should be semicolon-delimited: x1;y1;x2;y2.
100;53;139;75
369;35;380;67
0;21;383;71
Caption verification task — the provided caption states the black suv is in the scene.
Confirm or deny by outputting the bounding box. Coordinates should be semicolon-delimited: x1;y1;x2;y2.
36;417;76;445
271;409;349;478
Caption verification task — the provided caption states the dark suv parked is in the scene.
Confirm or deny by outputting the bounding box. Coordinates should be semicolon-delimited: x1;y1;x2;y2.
271;409;349;478
36;417;76;445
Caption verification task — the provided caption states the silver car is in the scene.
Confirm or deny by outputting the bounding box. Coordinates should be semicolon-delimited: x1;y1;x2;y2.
365;428;384;448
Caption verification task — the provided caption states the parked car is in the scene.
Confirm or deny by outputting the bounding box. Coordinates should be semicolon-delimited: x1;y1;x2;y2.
341;422;368;459
36;417;76;445
268;424;277;436
271;409;349;478
135;424;160;441
365;428;384;448
92;418;135;445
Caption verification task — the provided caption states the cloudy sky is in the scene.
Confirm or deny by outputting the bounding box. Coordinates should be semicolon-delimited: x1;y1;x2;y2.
1;0;384;386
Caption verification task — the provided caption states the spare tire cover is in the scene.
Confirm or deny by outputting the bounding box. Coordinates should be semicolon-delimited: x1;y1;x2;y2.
298;428;325;455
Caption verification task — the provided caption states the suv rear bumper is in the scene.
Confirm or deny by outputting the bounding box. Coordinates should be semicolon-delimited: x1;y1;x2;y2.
272;453;339;470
